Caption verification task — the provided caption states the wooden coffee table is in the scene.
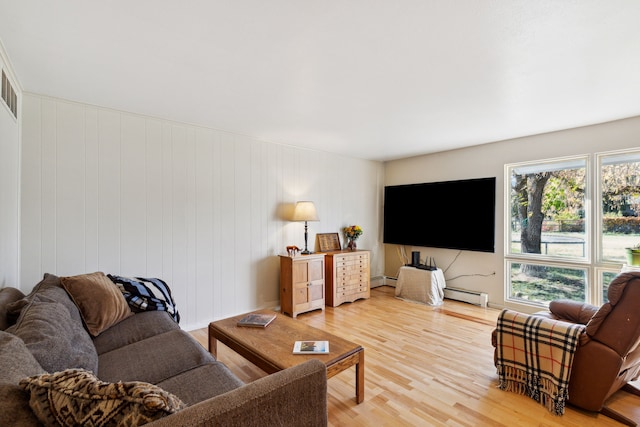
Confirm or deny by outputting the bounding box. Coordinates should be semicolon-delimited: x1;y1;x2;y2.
209;309;365;403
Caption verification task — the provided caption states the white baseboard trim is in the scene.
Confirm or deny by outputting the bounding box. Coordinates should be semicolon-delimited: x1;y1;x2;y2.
370;276;386;288
443;287;488;308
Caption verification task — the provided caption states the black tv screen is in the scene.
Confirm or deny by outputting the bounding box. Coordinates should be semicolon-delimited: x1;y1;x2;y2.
383;177;496;252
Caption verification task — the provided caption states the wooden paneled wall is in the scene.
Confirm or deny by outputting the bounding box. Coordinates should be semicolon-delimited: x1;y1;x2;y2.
0;46;20;289
20;94;384;330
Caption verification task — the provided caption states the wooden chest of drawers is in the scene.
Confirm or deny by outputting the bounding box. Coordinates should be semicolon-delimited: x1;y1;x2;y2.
324;250;370;307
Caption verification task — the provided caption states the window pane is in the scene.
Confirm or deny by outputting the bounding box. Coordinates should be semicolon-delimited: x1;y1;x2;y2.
601;271;618;304
508;262;587;305
509;158;587;259
600;153;640;263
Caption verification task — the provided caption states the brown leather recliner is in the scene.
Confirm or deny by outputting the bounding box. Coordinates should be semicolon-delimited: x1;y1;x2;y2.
492;271;640;426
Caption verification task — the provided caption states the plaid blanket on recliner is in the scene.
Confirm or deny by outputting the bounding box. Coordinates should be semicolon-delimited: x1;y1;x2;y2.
495;309;585;415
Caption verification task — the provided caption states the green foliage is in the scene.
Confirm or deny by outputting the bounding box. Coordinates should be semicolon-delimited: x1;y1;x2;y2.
511;265;586;304
542;177;568;217
555;211;581;221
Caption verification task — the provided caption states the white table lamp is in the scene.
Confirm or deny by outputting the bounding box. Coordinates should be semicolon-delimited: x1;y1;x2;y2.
292;201;319;254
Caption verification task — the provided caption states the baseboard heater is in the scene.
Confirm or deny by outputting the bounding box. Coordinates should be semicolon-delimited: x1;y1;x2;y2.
444;287;488;308
370;276;385;288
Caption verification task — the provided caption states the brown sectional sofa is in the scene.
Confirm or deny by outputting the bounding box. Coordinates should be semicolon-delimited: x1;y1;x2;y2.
0;273;328;426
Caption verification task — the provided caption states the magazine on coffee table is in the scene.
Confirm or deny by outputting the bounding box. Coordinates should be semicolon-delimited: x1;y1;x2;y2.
237;313;276;328
293;340;329;354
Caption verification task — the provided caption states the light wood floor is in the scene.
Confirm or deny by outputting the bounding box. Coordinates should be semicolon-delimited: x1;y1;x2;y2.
190;286;639;426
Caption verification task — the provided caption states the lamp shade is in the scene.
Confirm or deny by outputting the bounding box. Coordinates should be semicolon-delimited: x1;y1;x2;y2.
292;201;319;221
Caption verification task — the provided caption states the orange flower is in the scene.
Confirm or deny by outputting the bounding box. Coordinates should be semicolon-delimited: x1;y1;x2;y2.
343;225;363;240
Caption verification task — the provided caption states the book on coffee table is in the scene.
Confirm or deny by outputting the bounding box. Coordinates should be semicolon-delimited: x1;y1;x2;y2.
237;313;276;328
293;340;329;354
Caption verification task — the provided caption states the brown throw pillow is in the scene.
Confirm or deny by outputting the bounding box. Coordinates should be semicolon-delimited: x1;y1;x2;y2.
20;369;185;427
61;272;133;336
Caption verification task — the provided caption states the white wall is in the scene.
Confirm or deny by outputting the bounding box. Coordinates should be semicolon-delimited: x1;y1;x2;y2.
0;41;20;289
384;116;640;311
20;94;384;330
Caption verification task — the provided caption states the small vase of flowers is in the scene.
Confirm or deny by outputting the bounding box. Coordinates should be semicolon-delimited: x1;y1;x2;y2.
343;225;363;250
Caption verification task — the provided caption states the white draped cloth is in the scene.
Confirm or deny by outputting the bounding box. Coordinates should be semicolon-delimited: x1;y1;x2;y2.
395;266;446;306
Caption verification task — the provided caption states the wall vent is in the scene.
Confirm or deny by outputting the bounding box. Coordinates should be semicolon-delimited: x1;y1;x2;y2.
2;69;17;118
444;287;488;307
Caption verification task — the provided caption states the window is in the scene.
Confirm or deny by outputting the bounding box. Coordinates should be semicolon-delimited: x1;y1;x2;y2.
506;150;640;308
506;157;588;306
1;69;17;118
598;152;640;264
601;270;618;304
507;158;587;261
507;261;587;305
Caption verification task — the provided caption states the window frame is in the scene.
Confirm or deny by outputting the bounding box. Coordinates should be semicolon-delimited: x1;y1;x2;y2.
504;154;593;308
504;260;590;308
505;149;640;309
504;155;591;264
595;149;640;266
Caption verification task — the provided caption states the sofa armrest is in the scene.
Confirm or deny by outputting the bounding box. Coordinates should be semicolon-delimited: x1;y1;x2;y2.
549;299;598;325
150;359;328;427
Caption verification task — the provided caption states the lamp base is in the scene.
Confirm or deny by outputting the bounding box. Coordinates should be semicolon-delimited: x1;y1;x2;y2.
301;221;313;255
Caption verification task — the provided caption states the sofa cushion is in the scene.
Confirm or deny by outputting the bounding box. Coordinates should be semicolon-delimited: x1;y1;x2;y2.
31;272;65;293
0;331;46;426
0;330;45;384
8;273;84;325
6;295;99;374
61;272;133;336
0;287;25;330
93;310;180;355
156;363;244;406
108;275;181;323
98;329;215;384
20;369;185;427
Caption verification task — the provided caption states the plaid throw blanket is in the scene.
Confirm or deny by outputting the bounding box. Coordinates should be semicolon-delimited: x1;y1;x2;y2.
495;309;585;415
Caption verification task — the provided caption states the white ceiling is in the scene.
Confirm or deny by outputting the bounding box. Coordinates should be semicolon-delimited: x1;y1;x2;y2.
1;1;640;161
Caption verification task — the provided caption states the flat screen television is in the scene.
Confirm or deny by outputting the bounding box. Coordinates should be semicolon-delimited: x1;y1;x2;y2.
383;177;496;252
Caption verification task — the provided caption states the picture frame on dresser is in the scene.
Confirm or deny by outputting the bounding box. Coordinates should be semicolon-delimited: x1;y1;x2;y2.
317;233;341;252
